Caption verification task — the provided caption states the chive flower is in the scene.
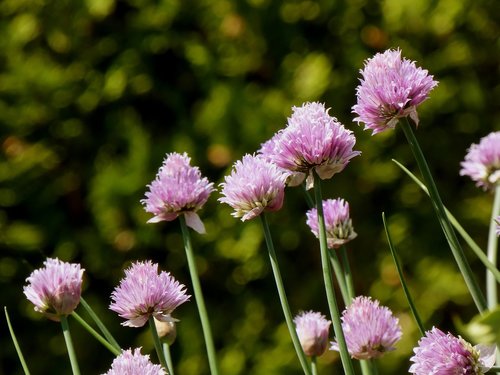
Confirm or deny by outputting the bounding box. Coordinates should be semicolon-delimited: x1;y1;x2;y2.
23;258;84;321
330;296;402;360
294;311;331;357
409;327;497;375
102;348;166;375
353;49;438;134
306;198;357;249
219;154;287;221
259;102;360;188
142;152;214;233
460;131;500;191
110;261;190;328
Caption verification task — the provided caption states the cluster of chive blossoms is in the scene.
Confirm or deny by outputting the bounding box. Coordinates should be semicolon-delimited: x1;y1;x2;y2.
102;348;165;375
23;258;84;321
353;48;438;134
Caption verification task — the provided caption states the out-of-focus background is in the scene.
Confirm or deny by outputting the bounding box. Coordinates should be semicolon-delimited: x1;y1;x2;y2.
1;0;499;373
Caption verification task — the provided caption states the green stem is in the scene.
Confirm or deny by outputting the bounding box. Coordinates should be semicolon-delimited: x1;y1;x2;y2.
329;249;350;305
4;307;31;375
70;312;121;356
60;315;81;375
488;367;500;372
311;356;318;375
370;359;378;375
149;317;168;371
400;119;487;313
179;216;220;375
79;297;121;351
340;246;355;303
382;213;425;336
260;214;312;375
360;360;373;375
313;172;355;375
393;159;500;282
163;342;175;375
301;182;315;208
487;185;500;309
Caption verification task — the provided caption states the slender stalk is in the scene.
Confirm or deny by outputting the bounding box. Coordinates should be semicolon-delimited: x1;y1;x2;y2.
489;367;500;372
70;312;121;356
79;297;121;351
260;214;312;375
4;307;31;375
163;343;175;375
149;317;168;371
369;359;379;375
393;159;500;282
400;119;487;313
301;182;315;208
360;360;373;375
328;249;350;305
313;172;355;375
487;186;500;309
60;315;81;375
340;246;355;303
382;213;425;335
179;215;220;375
311;356;318;375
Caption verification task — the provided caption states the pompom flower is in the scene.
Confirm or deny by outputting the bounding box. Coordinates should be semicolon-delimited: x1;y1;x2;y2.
460;131;500;191
102;348;166;375
142;152;214;233
219;154;287;221
259;102;360;189
110;261;190;328
330;296;402;360
306;198;357;249
23;258;84;321
353;49;438;134
294;311;331;357
409;327;497;375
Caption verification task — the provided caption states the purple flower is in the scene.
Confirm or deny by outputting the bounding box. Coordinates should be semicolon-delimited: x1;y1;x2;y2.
330;296;402;360
110;261;190;328
306;198;357;249
353;49;438;135
23;258;84;321
294;311;331;357
460;131;500;191
409;327;497;375
259;102;360;189
102;348;166;375
142;152;214;233
219;154;287;221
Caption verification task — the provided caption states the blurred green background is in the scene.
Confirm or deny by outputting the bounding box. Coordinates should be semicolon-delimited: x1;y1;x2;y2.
1;0;499;373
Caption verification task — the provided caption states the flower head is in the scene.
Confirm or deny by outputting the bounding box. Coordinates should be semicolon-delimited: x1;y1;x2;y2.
330;296;402;360
260;102;360;189
353;49;438;134
460;131;500;191
102;348;166;375
110;261;190;328
219;154;287;221
23;258;84;321
306;198;357;249
294;311;331;357
142;152;214;233
409;327;497;375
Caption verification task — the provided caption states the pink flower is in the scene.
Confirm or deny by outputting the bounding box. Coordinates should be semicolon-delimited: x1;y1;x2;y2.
102;348;166;375
294;311;331;357
219;154;287;221
353;49;438;134
306;198;357;249
409;327;496;375
23;258;84;321
142;152;214;233
460;131;500;191
110;261;190;328
330;296;402;360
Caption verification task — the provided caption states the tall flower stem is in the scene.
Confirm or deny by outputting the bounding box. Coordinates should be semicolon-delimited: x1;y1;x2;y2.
340;246;355;304
179;215;220;375
260;213;312;375
4;307;31;375
487;185;500;309
311;356;318;375
79;297;121;351
313;172;355;375
163;343;175;375
71;312;121;355
400;119;487;313
60;315;81;375
149;317;168;371
328;250;350;305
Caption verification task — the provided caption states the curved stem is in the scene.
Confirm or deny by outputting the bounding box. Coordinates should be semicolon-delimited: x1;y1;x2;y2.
179;216;220;375
149;317;168;371
328;249;350;305
79;297;120;351
71;312;121;356
4;307;31;375
400;119;487;313
340;246;355;304
260;214;312;375
60;315;81;375
163;342;175;375
487;185;500;309
313;171;355;375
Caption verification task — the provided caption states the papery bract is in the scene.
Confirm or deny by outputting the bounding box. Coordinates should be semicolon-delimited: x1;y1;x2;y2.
294;310;331;357
102;348;166;375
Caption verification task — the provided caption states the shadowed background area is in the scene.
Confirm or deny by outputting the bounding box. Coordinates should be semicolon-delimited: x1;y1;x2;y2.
1;0;499;373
